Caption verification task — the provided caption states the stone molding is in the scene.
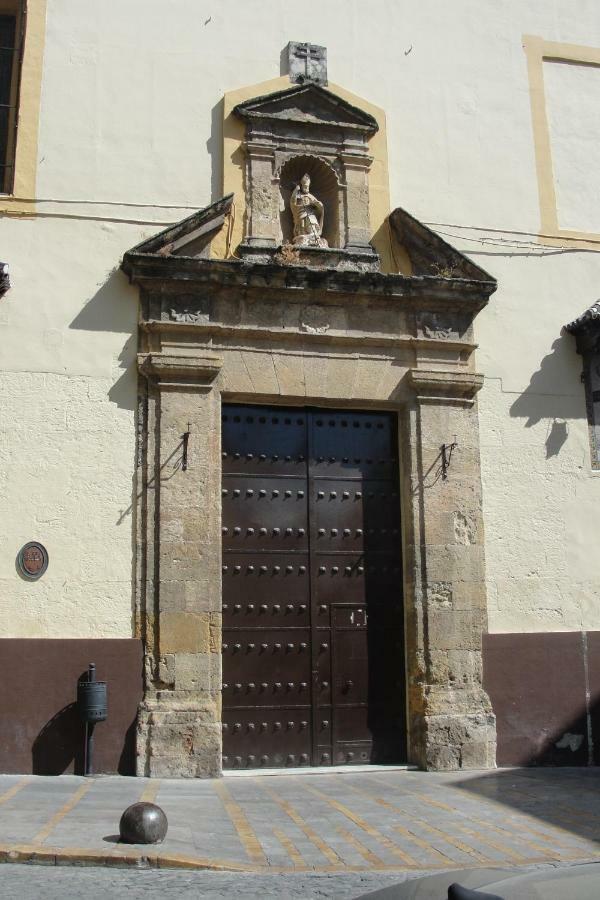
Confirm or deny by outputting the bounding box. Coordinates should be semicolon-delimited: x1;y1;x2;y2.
140;318;476;355
138;352;223;389
122;253;495;309
233;82;378;134
409;369;485;405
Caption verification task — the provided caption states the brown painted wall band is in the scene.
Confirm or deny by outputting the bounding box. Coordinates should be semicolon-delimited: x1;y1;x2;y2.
483;631;600;767
0;638;143;775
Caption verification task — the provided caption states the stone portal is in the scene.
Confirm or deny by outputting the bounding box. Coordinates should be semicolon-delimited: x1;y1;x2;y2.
122;60;497;776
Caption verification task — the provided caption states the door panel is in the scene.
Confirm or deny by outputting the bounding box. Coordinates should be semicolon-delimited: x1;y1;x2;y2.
222;404;406;769
222;551;310;626
222;410;307;477
222;476;309;551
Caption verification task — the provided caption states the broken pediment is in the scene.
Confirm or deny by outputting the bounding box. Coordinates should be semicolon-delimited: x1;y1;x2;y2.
122;191;496;293
389;207;495;283
233;83;378;134
127;194;233;260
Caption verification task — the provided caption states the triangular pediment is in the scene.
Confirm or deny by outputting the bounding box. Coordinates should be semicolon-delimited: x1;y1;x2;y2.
389;207;495;283
127;194;233;259
233;83;378;134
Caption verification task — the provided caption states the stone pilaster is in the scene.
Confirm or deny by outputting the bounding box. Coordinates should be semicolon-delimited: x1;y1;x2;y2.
136;351;224;777
244;140;277;248
341;150;373;251
402;370;497;769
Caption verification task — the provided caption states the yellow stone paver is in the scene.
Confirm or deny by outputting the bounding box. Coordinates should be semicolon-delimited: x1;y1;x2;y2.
0;769;599;873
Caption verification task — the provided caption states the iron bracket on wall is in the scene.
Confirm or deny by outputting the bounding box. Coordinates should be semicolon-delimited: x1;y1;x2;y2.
441;439;458;480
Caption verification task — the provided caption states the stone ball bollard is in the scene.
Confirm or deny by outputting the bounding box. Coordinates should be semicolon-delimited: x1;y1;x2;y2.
119;802;168;844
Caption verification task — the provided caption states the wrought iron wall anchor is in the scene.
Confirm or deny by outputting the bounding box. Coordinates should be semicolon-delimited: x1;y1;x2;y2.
441;439;458;480
182;423;191;471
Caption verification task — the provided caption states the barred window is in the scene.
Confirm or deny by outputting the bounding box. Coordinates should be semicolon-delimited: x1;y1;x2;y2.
0;3;24;195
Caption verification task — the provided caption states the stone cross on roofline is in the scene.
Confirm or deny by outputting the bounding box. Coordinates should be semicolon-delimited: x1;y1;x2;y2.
288;41;327;85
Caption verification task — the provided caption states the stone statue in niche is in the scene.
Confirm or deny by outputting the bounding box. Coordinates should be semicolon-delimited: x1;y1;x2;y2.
290;174;328;247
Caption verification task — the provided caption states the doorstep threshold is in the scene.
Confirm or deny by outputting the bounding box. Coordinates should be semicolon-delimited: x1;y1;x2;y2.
224;764;417;777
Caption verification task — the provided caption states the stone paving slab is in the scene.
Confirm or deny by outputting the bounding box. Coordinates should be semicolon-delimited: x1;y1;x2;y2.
0;768;599;872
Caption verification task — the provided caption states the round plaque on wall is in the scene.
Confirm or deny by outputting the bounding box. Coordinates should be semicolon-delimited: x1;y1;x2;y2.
17;542;49;580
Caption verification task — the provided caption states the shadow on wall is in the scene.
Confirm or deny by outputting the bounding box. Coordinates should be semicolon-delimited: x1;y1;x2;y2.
32;702;85;775
32;707;137;776
483;632;600;768
544;419;569;458
509;334;586;429
69;266;138;412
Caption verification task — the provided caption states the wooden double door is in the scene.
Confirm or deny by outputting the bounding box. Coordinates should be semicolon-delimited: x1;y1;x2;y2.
221;405;406;769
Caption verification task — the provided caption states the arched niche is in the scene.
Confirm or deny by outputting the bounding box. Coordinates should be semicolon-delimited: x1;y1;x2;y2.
278;155;341;248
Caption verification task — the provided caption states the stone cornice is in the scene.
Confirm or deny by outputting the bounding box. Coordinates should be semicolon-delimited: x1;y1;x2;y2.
409;369;484;405
138;352;223;388
122;254;496;312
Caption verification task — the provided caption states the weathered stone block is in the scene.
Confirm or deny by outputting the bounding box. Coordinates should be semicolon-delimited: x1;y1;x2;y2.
412;711;496;771
273;353;306;396
159;611;211;654
241;351;279;394
137;703;221;777
428;608;486;651
426;544;486;585
175;651;220;692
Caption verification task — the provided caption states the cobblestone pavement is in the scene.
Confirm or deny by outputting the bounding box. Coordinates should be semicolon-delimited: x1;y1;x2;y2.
0;767;599;874
0;864;417;898
3;862;600;900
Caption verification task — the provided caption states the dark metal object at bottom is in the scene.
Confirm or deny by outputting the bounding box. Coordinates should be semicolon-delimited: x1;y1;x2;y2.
77;663;108;776
448;885;504;900
119;802;168;844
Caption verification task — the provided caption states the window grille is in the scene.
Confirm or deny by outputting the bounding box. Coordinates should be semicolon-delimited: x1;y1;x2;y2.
0;3;24;195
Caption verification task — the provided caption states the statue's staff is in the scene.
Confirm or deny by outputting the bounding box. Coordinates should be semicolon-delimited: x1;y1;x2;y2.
307;197;320;242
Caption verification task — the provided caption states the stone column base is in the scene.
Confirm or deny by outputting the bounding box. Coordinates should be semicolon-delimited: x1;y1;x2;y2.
137;700;221;778
412;711;497;770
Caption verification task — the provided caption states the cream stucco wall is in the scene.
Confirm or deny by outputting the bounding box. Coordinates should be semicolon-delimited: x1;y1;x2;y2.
0;217;140;636
2;0;600;636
